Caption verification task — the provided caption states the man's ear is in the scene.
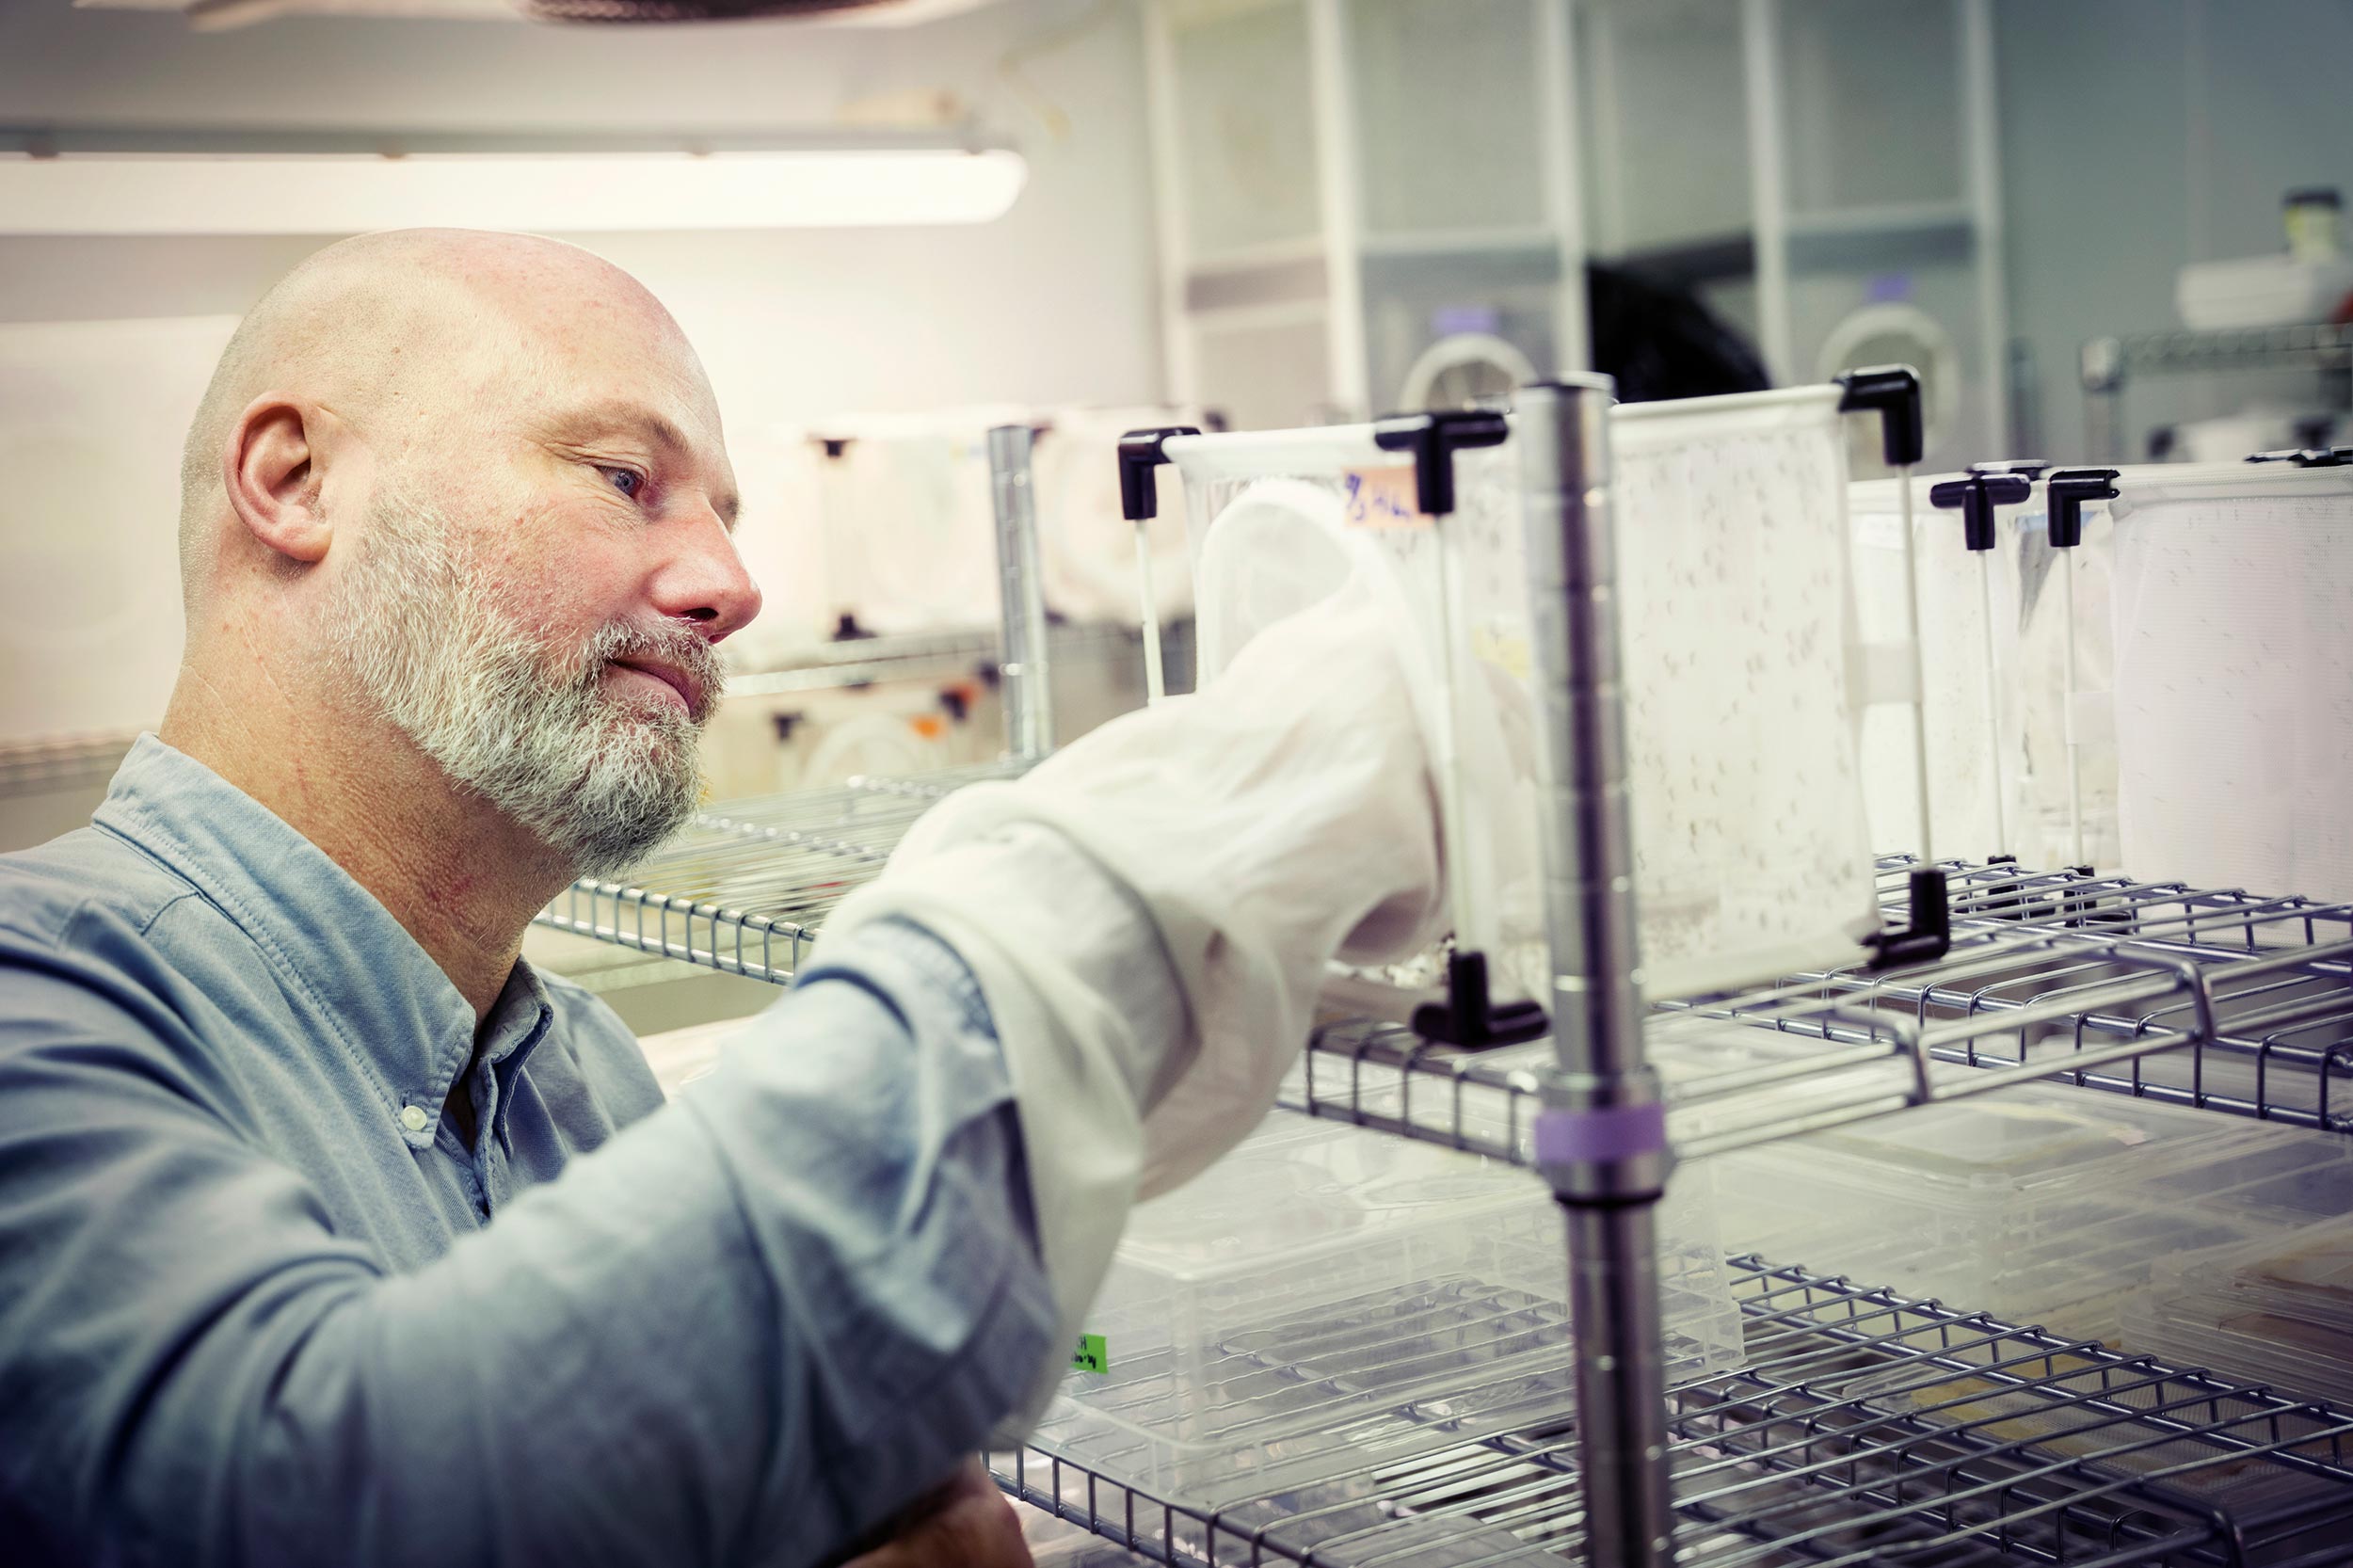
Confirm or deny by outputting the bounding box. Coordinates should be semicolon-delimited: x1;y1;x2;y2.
221;394;332;566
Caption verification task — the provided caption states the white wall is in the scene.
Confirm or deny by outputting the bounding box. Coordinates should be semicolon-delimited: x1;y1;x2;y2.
1998;0;2353;460
0;0;1164;741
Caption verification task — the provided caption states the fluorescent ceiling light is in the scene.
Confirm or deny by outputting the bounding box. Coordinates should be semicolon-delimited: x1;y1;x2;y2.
74;0;1006;25
0;129;1026;235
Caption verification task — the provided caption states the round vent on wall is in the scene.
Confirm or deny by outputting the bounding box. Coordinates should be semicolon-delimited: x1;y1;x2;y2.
1816;302;1959;472
1396;332;1538;413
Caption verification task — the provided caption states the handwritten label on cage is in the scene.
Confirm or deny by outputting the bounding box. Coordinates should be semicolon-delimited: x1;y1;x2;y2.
1071;1333;1109;1374
1340;466;1431;529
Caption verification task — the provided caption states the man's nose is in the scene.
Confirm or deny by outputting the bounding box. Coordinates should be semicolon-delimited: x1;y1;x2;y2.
652;504;763;642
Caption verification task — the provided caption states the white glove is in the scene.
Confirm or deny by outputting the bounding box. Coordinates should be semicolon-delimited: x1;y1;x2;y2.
813;575;1445;1432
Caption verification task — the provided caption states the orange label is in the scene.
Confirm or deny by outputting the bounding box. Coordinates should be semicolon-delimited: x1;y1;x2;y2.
1339;466;1431;529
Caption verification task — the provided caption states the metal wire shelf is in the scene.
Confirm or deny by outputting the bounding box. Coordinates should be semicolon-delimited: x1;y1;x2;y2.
725;619;1167;697
546;782;2353;1155
1293;857;2353;1164
994;1256;2353;1568
530;762;1025;983
2086;324;2353;382
0;727;141;798
2079;324;2353;462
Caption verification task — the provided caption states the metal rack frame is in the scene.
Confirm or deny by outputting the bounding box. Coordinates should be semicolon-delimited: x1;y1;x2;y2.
0;727;141;800
532;763;1017;983
1302;856;2353;1167
995;1257;2353;1568
724;620;1140;701
2079;324;2353;464
542;399;2353;1565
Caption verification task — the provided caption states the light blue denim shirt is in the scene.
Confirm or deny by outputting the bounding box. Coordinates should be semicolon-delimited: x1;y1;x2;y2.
0;735;1054;1567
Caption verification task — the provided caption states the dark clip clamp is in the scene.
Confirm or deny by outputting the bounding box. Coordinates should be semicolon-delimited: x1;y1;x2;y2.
1929;470;2033;552
1371;408;1511;519
2044;468;2120;550
1864;867;1952;970
1412;950;1548;1049
1116;425;1203;522
1836;365;1926;468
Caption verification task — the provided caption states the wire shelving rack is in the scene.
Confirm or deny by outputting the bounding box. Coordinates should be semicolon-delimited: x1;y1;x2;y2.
0;727;142;800
532;760;1025;984
1304;857;2353;1166
725;619;1150;698
2079;323;2353;464
993;1257;2353;1567
541;408;2353;1564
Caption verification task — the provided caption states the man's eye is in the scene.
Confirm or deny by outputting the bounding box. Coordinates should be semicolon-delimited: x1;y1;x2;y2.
600;466;646;500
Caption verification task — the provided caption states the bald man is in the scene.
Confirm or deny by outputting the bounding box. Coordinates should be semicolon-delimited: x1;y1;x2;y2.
0;232;1444;1568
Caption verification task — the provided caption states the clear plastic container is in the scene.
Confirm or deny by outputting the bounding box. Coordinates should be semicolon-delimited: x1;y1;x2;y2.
1033;1113;1737;1504
1706;1080;2347;1338
2122;1215;2353;1409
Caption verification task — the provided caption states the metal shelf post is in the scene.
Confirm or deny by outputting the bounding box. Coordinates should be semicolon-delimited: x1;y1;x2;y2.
985;424;1054;761
1515;375;1677;1568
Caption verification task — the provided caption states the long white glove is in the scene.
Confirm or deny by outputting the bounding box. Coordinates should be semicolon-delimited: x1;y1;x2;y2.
812;577;1445;1432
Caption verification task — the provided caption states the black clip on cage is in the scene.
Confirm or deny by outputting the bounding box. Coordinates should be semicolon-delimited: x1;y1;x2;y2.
2249;447;2353;468
1835;366;1953;969
1836;364;1927;468
1116;426;1202;523
1928;467;2034;552
2045;467;2120;551
1368;408;1547;1049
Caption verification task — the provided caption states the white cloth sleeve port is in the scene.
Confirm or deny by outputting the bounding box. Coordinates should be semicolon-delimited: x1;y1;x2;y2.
814;580;1447;1434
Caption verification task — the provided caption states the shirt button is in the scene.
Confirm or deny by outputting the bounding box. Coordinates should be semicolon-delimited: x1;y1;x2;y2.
400;1105;430;1133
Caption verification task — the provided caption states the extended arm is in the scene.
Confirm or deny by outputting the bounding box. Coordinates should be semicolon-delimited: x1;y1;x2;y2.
0;915;1053;1568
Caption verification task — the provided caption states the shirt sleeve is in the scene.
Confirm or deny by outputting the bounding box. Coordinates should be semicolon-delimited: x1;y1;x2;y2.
0;906;1056;1568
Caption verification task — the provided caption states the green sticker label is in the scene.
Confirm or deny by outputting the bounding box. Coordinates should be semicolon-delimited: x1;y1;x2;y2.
1071;1333;1108;1374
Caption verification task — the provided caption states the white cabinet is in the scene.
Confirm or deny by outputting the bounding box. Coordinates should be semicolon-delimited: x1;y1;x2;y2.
1146;0;1587;426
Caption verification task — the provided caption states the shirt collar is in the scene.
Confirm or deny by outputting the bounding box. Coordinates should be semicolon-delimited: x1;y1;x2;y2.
93;734;551;1151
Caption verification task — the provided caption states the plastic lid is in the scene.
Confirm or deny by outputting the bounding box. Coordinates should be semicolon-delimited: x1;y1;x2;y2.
1795;1084;2264;1193
1114;1117;1534;1283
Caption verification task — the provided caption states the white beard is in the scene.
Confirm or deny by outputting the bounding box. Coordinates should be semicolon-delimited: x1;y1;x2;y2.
325;488;721;877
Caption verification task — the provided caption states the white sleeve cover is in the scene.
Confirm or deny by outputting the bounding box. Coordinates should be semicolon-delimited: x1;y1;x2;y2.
812;582;1446;1436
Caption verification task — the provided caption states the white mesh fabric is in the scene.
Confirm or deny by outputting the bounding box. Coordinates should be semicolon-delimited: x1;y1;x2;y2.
1608;391;1881;994
2111;487;2353;901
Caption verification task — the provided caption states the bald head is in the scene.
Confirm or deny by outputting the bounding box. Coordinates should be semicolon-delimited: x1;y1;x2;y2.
177;229;712;606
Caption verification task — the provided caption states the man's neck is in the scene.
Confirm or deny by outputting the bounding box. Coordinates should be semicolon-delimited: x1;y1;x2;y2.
159;656;570;1024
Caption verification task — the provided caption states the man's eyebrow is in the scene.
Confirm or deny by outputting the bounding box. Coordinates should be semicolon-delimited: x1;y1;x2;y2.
546;400;693;456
